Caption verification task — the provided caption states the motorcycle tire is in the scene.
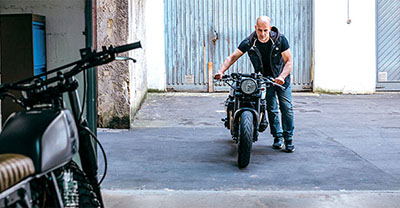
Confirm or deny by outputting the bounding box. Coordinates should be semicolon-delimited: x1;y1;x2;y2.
238;111;253;169
56;161;101;208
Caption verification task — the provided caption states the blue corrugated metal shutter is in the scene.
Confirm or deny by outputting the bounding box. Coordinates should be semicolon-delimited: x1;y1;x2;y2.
165;0;313;91
376;0;400;91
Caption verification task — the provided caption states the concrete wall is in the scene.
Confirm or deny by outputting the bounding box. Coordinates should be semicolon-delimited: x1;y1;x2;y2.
314;0;376;94
128;0;147;128
97;0;166;128
97;0;147;128
145;0;166;91
97;0;131;128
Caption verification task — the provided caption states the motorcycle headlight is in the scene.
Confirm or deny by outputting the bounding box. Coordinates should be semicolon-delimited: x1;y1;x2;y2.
240;79;257;94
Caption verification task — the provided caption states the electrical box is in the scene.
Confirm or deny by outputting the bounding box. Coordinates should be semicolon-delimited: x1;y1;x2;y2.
0;14;47;124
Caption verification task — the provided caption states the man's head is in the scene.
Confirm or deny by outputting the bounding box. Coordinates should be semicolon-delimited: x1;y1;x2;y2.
255;16;272;43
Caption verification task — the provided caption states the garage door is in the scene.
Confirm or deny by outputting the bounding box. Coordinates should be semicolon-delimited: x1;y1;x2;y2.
165;0;313;91
376;0;400;91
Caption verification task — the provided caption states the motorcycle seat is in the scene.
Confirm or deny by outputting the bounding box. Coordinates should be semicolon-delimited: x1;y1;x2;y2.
0;154;35;192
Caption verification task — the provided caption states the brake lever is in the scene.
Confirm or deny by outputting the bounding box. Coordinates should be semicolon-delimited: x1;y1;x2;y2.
262;77;286;91
273;83;286;90
213;76;235;88
270;78;286;90
116;56;137;63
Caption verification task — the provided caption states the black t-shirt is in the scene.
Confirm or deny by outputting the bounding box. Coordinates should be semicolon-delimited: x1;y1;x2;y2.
238;34;290;77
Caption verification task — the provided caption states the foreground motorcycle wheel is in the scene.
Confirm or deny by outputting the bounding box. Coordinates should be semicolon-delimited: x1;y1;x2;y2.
56;161;101;208
238;111;253;168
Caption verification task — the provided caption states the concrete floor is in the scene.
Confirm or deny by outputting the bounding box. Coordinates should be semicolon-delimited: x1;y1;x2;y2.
102;190;400;208
99;92;400;207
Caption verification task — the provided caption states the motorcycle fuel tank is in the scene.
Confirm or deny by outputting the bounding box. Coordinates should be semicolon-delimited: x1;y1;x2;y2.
0;109;79;173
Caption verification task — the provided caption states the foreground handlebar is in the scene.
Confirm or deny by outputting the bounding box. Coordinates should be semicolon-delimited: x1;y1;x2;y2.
262;77;286;90
214;74;230;79
272;82;286;90
0;42;143;94
114;41;142;54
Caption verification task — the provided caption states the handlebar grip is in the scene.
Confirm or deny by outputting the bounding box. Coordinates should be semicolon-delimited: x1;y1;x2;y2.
114;41;142;53
273;83;286;90
214;74;229;80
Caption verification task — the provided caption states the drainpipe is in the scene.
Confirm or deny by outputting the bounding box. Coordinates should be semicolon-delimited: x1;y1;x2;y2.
85;0;97;137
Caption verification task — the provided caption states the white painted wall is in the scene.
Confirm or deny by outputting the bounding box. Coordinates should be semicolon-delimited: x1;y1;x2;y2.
129;0;148;128
314;0;376;93
144;0;166;91
0;0;85;70
0;0;86;118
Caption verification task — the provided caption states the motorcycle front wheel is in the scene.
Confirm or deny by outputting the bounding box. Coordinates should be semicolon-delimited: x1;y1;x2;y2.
56;161;101;208
238;111;253;168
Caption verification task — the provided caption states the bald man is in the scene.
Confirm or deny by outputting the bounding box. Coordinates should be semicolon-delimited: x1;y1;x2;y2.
215;16;295;152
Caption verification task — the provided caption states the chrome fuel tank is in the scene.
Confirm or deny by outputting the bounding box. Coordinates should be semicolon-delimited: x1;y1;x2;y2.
0;109;79;173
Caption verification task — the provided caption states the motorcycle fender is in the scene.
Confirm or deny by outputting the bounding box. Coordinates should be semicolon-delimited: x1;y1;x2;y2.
233;108;260;136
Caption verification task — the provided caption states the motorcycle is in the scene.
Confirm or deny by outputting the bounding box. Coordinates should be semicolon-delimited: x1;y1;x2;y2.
0;42;141;207
217;72;284;168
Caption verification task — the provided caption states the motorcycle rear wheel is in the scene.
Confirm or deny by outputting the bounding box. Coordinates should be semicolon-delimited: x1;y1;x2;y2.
238;111;253;168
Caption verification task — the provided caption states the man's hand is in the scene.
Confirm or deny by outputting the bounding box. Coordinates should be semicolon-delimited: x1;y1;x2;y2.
215;49;244;80
274;76;285;85
215;71;224;80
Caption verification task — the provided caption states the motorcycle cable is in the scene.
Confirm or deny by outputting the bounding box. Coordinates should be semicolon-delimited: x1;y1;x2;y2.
76;64;108;186
0;93;24;107
79;124;108;185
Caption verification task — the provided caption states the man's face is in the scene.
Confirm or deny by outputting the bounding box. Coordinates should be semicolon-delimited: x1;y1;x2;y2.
255;21;271;43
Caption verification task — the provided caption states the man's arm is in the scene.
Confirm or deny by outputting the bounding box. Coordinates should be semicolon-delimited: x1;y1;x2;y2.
215;49;244;79
275;48;293;85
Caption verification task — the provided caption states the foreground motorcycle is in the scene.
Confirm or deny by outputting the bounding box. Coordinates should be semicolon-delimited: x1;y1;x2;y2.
218;72;284;168
0;42;141;207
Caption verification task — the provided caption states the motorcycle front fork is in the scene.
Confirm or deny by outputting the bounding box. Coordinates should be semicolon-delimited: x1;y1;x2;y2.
67;77;104;207
225;100;267;143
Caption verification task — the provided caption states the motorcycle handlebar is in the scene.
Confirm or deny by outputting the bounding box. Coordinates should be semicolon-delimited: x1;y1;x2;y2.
114;41;142;53
213;74;230;80
261;77;286;90
0;42;142;94
215;73;286;90
272;82;286;90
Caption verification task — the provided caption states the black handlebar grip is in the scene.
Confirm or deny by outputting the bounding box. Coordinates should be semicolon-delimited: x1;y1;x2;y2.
274;83;286;91
114;41;142;53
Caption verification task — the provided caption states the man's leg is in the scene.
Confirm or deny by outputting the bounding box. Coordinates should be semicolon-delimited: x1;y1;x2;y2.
277;85;295;152
266;87;283;149
258;99;268;132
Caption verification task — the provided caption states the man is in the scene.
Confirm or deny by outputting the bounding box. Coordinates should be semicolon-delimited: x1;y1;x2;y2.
215;16;295;152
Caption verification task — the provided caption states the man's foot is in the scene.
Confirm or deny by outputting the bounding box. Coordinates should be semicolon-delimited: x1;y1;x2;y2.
272;137;284;149
284;138;295;153
259;121;268;132
222;117;229;128
258;115;268;132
